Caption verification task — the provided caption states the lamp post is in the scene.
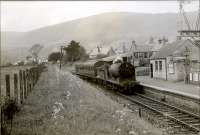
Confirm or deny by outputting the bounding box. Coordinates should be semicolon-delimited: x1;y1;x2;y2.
184;47;190;84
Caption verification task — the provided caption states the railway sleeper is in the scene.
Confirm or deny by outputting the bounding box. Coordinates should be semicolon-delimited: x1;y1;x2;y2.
168;112;183;115
156;116;166;120
166;122;176;126
183;119;200;123
162;119;174;123
171;125;183;128
171;125;194;132
160;109;179;113
143;104;168;110
179;117;197;121
172;130;195;135
191;123;200;126
145;104;173;111
171;114;189;118
151;108;179;114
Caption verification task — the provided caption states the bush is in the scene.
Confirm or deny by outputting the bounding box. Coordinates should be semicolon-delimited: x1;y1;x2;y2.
1;99;19;135
48;52;62;62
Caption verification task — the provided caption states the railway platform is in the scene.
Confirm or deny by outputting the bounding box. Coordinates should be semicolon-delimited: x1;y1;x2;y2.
137;76;200;99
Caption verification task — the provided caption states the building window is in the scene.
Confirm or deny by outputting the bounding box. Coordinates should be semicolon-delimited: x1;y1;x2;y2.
155;61;158;71
193;73;199;81
139;53;143;58
168;63;174;74
159;61;162;71
144;52;148;58
149;52;153;57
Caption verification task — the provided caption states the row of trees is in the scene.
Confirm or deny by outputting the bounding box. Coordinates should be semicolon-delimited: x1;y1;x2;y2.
48;40;88;62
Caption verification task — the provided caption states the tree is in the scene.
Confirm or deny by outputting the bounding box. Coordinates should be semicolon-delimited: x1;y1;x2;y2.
48;52;62;62
29;44;43;63
64;40;87;62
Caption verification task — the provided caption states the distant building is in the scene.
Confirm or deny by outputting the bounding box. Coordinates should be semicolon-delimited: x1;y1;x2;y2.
89;46;116;59
150;39;200;84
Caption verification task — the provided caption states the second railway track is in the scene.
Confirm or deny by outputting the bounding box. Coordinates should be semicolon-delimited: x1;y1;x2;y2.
117;92;200;134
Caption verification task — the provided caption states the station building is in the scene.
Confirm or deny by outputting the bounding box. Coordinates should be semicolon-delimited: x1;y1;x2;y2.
150;39;200;84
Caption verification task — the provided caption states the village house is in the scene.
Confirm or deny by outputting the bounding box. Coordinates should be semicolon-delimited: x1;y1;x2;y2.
150;39;200;84
109;38;167;67
89;46;116;59
130;38;166;66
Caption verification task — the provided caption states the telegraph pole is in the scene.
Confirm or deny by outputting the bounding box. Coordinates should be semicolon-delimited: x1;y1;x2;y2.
60;46;64;70
184;48;190;84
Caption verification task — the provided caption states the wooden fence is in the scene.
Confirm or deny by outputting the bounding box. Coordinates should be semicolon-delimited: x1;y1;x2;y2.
0;66;42;106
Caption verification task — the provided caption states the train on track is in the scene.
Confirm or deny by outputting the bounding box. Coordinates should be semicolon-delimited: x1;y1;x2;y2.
74;55;143;94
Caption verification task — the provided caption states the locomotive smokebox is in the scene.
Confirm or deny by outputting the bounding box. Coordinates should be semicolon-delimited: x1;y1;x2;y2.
119;63;135;79
109;62;135;80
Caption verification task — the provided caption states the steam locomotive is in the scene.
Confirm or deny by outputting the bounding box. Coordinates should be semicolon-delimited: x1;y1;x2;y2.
75;55;141;94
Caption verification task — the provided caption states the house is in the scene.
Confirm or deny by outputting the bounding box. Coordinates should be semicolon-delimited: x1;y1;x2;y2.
108;38;166;66
190;40;200;84
130;39;165;66
89;46;116;59
150;39;200;84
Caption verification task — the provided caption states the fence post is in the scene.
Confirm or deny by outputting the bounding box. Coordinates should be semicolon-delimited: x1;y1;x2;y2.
14;73;19;104
19;70;24;103
23;71;27;99
5;74;10;99
139;108;142;118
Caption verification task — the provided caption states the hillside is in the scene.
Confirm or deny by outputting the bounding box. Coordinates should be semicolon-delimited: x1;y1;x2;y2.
1;12;197;64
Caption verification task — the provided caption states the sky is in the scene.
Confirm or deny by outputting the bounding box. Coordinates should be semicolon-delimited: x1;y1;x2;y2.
1;1;199;32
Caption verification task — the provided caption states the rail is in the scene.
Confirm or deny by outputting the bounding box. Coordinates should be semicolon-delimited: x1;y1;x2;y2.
117;92;200;134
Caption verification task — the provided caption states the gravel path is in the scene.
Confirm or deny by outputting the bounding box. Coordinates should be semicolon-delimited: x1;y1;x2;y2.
11;65;163;135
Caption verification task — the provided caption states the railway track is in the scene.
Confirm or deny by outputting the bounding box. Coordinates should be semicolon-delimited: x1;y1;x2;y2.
117;93;200;134
74;73;200;134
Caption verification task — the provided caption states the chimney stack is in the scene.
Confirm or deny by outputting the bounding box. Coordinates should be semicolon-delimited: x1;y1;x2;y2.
132;40;137;50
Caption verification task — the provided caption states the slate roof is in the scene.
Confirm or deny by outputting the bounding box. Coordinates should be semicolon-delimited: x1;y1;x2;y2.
133;45;154;52
151;39;195;59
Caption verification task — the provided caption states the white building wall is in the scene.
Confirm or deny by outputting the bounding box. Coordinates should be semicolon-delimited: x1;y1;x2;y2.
167;62;184;82
150;59;167;80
